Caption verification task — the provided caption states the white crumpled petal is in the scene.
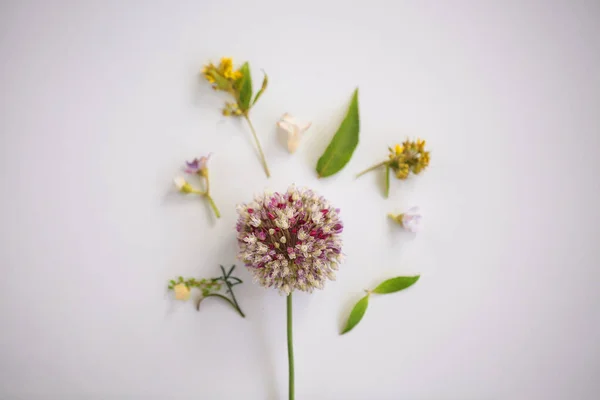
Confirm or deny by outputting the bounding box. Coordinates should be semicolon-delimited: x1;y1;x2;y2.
277;113;311;153
173;176;186;190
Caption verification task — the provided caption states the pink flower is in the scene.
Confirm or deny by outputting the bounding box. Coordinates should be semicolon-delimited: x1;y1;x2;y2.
185;154;211;175
389;207;422;232
236;185;343;294
401;207;422;233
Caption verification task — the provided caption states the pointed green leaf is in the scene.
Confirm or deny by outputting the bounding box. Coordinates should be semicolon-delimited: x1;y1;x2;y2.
341;294;369;335
316;88;360;178
238;62;253;111
372;276;420;294
252;71;268;106
385;164;390;198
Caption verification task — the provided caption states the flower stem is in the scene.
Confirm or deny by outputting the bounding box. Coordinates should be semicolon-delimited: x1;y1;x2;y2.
205;195;221;219
356;161;388;178
287;293;295;400
244;114;271;178
198;293;245;317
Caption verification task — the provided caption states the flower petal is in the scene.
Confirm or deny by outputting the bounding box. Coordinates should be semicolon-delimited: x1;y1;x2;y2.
173;176;186;190
300;122;312;133
277;120;296;134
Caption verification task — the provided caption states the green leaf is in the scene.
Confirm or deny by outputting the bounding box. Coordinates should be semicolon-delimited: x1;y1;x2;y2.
209;71;231;91
237;62;253;111
316;88;360;178
252;71;268;106
385;164;390;198
341;294;369;335
372;276;420;294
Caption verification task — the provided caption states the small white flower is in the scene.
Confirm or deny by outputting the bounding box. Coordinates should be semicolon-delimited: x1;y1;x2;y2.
174;176;185;189
250;216;262;227
243;234;257;244
401;207;423;233
297;229;309;240
311;212;323;224
277;113;312;153
257;243;269;254
174;176;195;193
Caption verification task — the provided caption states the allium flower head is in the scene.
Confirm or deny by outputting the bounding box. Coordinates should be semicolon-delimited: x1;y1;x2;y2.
236;186;344;294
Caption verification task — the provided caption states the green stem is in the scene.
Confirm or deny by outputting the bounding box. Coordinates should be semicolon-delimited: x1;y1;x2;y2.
287;293;295;400
205;194;221;219
356;161;388;178
226;281;242;315
244;114;271;178
198;293;245;318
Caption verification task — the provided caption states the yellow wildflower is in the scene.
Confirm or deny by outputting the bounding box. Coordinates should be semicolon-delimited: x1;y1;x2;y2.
220;57;233;71
394;144;404;154
217;57;243;80
395;164;410;179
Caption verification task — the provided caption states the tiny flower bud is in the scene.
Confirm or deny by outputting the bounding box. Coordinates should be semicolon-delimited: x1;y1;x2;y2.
174;283;191;301
174;177;194;193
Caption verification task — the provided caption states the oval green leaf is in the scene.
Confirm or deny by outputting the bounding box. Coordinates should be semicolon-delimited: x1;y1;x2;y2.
238;62;253;111
316;88;360;178
372;275;420;294
341;294;369;335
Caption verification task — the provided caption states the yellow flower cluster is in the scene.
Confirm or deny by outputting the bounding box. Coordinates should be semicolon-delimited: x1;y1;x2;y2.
201;57;243;90
222;102;243;116
388;139;430;179
218;57;243;80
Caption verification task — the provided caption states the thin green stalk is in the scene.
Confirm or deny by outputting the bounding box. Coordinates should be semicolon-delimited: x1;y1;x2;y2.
244;114;271;178
205;195;221;218
226;280;242;314
198;293;245;318
356;161;388;178
201;174;220;219
287;293;295;400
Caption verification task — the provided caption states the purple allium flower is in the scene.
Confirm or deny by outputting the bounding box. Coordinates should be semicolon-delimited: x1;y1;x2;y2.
185;154;211;174
236;185;344;294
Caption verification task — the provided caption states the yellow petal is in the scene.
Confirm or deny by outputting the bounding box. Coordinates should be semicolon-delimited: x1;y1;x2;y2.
174;284;190;301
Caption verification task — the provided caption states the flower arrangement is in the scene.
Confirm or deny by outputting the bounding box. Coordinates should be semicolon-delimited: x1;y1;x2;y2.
166;56;432;399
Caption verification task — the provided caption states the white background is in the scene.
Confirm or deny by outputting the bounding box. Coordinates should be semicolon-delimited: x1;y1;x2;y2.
1;1;599;399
